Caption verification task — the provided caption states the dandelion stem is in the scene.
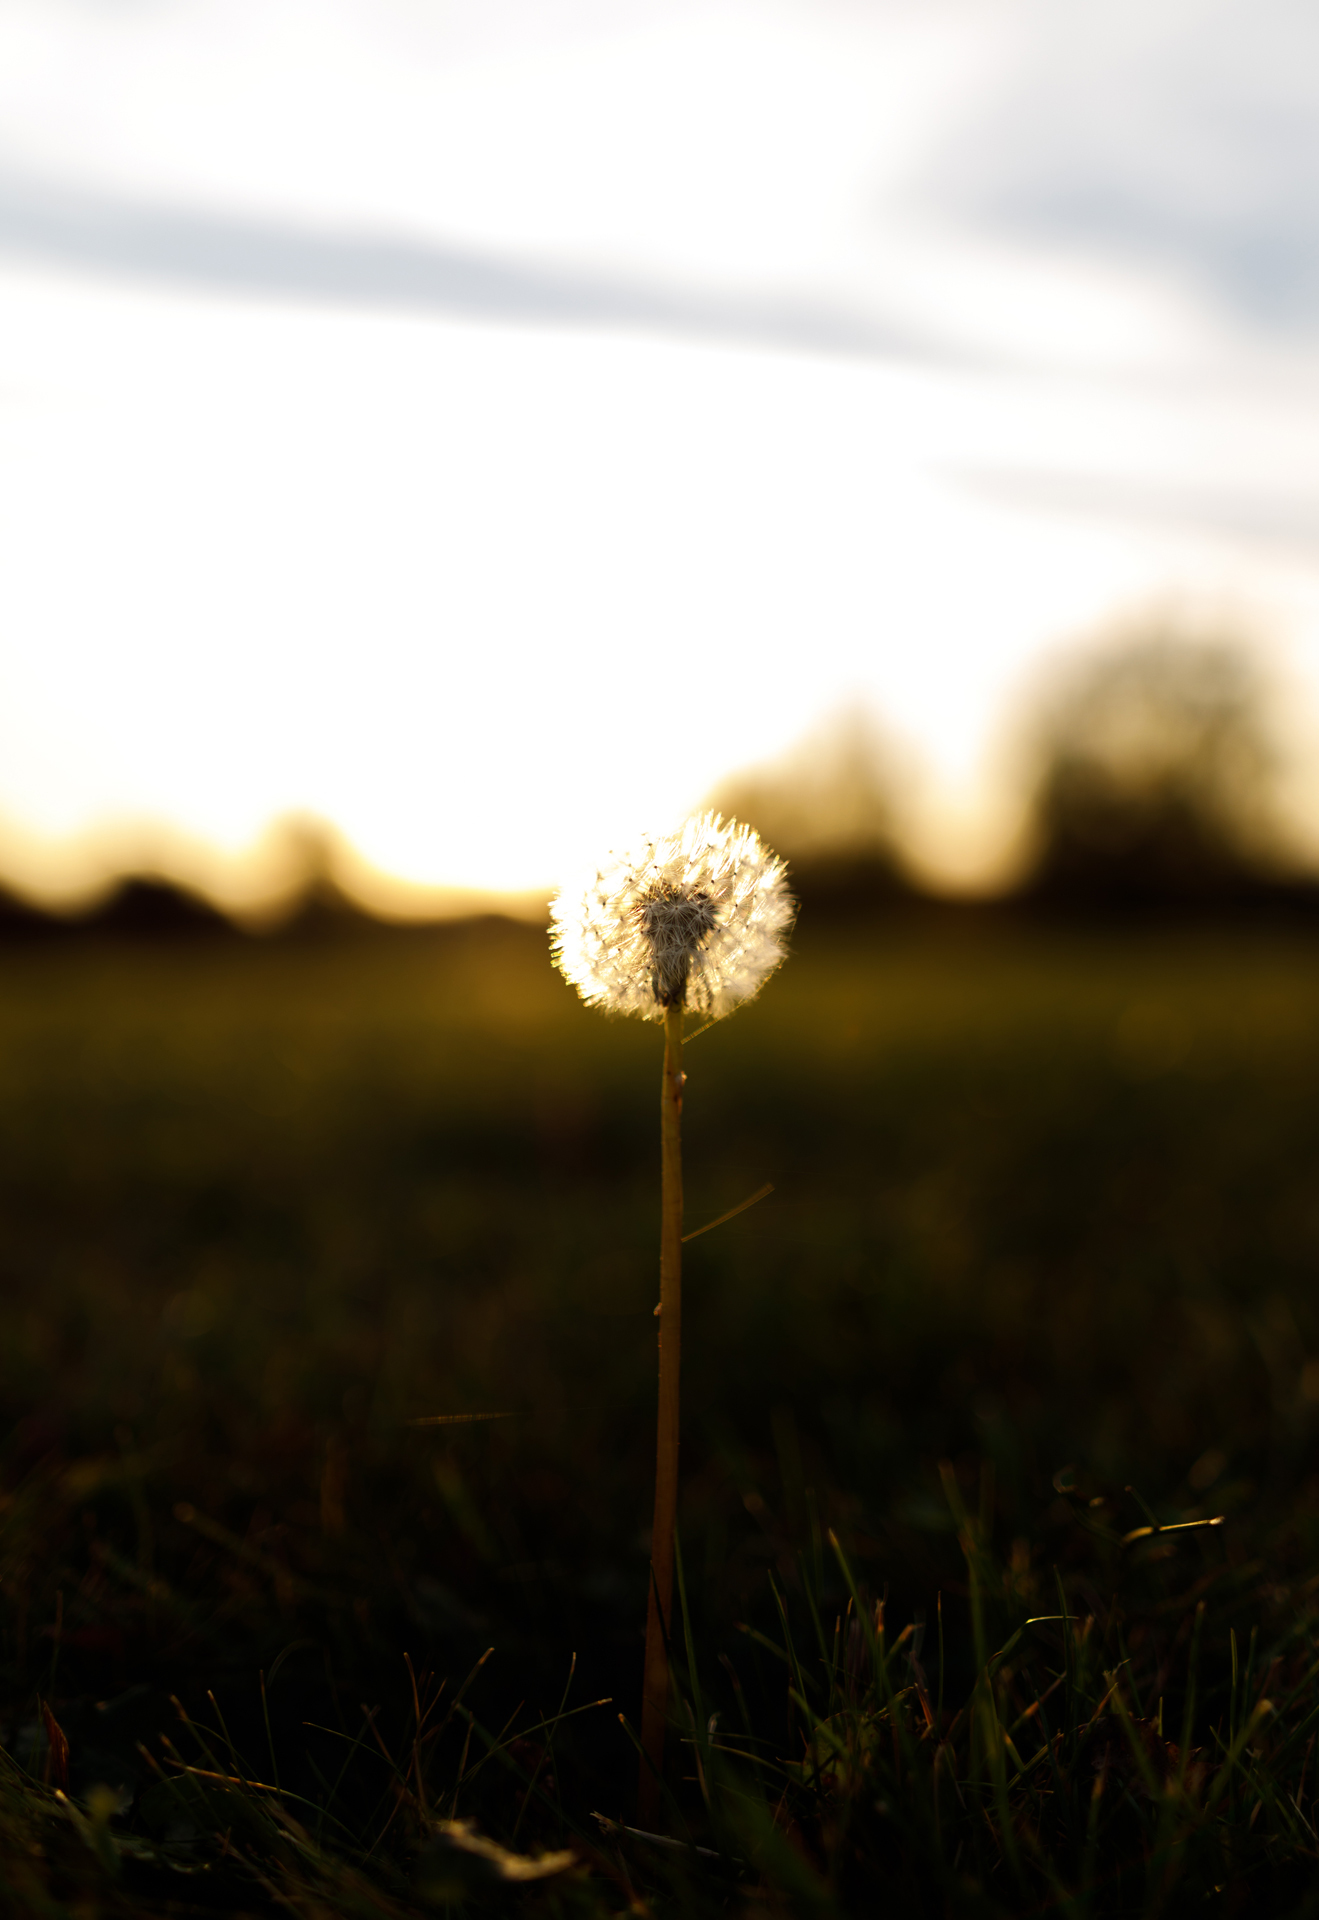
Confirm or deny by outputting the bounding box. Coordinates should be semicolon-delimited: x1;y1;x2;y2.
640;1000;683;1824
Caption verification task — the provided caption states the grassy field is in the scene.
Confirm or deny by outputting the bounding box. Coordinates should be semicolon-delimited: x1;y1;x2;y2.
5;911;1319;1913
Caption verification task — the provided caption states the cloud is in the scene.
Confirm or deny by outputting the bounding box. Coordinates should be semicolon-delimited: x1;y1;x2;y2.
0;161;941;363
935;0;1319;327
953;468;1319;559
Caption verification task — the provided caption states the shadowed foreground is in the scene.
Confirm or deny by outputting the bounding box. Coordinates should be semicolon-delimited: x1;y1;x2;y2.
4;914;1319;1912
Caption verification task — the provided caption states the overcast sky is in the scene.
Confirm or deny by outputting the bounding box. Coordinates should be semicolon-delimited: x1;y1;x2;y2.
2;0;1318;903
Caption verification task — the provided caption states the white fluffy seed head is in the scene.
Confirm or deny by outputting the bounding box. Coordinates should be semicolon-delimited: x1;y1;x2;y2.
550;813;795;1022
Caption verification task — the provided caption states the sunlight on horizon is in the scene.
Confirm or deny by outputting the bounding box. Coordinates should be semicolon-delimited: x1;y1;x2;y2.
3;0;1319;905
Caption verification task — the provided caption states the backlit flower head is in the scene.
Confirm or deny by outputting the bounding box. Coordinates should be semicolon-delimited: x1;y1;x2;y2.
550;813;794;1022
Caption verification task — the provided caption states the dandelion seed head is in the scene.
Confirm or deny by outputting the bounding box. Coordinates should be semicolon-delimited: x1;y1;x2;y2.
550;813;795;1021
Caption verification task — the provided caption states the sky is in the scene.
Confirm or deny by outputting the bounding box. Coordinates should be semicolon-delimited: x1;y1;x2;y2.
2;0;1319;907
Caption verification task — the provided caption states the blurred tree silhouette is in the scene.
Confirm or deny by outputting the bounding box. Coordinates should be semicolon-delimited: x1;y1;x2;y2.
87;875;239;939
254;814;376;937
707;708;914;911
1020;626;1289;909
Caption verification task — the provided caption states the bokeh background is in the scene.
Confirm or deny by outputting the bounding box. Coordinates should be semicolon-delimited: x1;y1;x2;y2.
2;0;1319;906
7;0;1319;1870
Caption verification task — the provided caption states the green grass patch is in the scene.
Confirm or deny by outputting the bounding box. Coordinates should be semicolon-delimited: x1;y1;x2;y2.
3;915;1319;1912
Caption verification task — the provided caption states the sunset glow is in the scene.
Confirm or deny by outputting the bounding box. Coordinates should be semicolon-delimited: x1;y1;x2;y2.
2;0;1319;904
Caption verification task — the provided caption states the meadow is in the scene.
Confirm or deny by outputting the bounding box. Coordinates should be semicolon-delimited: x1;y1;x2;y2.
5;908;1319;1913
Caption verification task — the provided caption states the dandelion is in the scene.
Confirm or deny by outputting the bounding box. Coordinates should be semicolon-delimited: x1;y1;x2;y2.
550;813;794;1823
551;812;794;1022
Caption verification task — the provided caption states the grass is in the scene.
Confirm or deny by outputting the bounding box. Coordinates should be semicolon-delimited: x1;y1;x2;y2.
4;911;1319;1911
